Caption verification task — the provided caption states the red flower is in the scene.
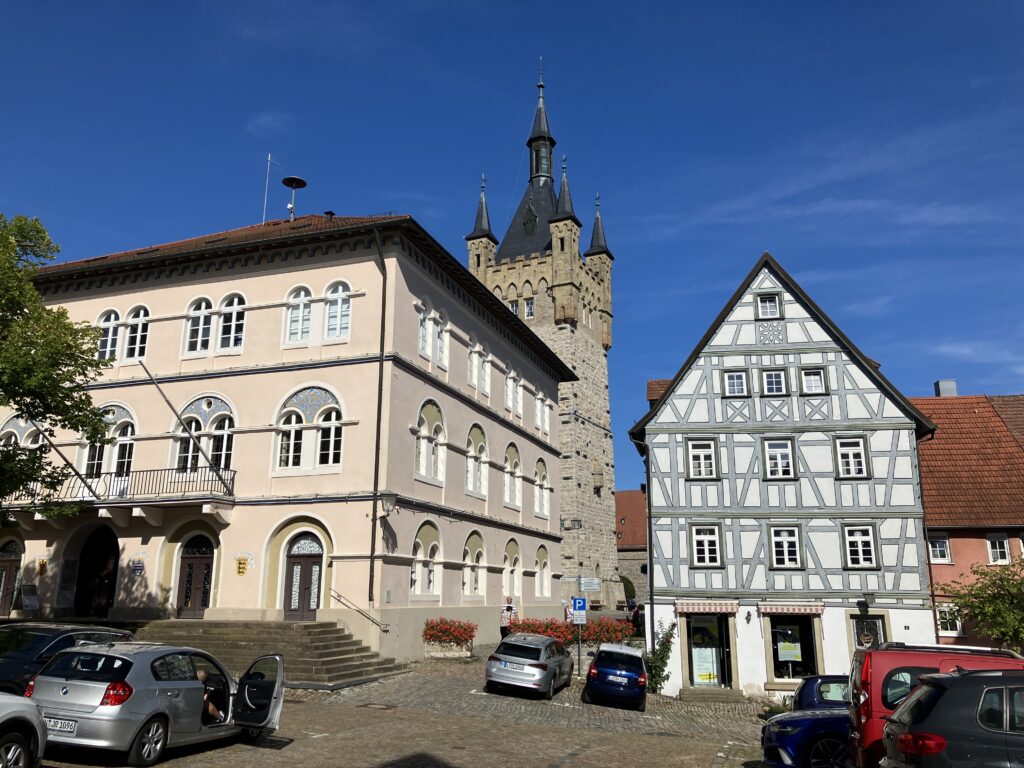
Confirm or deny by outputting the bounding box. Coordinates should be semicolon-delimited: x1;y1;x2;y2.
422;618;478;646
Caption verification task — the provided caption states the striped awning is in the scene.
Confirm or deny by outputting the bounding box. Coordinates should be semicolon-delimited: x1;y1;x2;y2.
757;602;825;616
675;600;739;615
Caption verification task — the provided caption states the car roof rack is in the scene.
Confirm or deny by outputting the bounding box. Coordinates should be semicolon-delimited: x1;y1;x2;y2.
876;642;1024;659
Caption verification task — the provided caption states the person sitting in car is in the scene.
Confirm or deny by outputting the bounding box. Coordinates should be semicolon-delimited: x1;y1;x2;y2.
196;669;224;724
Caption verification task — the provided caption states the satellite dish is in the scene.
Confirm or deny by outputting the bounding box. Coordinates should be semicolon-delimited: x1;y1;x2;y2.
281;176;308;220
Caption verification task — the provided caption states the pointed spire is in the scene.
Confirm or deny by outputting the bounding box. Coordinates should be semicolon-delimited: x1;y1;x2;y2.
528;57;555;148
585;193;613;259
553;155;578;223
466;174;498;243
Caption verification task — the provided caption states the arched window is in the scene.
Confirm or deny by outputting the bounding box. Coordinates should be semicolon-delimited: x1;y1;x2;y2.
278;412;303;468
0;432;17;448
114;422;135;477
219;294;245;350
286;288;311;343
534;459;549;518
24;431;44;451
97;310;120;361
317;408;342;466
536;546;550;597
210;416;234;470
436;312;449;367
466;425;487;496
124;307;149;360
176;416;202;473
503;539;521;597
463;532;484;596
411;523;441;596
186;299;213;353
84;438;105;478
503;444;521;507
415;401;445;482
324;282;351;340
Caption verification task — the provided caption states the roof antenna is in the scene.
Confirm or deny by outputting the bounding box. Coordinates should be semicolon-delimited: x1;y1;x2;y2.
282;176;308;222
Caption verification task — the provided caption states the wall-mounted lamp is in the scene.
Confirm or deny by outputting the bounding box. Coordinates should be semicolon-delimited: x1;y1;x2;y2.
745;610;752;624
379;492;399;519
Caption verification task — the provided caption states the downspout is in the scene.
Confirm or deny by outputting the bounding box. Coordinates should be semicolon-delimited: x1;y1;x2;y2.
367;227;388;605
644;450;656;654
918;430;942;642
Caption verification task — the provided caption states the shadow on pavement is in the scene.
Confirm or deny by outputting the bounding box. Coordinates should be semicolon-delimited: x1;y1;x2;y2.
376;754;459;768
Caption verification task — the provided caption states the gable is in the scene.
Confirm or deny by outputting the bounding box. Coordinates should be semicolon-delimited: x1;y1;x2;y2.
630;253;934;443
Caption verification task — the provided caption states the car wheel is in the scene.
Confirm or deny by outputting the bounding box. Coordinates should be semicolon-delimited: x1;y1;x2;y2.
581;687;592;704
129;716;168;767
636;699;646;713
0;732;30;768
544;682;554;701
806;735;848;768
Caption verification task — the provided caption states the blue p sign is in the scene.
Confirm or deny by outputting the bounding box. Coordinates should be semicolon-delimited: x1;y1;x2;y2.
572;597;587;612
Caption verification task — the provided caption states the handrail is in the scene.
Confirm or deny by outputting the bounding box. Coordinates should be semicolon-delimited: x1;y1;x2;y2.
7;467;236;505
330;589;390;633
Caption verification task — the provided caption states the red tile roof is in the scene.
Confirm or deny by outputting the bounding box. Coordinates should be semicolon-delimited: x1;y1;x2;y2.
38;213;410;277
646;379;671;404
991;395;1024;448
911;395;1024;528
615;490;648;550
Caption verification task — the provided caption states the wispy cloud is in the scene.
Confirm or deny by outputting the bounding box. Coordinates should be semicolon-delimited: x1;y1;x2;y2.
840;294;895;318
245;111;294;137
932;339;1024;378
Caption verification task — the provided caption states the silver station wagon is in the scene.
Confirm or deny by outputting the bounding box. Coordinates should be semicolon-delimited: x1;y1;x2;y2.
26;643;284;766
485;633;574;699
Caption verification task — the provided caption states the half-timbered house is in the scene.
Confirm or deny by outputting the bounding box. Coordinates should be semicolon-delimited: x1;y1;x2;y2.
630;252;936;698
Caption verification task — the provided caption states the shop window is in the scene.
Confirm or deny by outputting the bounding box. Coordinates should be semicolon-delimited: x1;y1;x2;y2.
768;615;818;680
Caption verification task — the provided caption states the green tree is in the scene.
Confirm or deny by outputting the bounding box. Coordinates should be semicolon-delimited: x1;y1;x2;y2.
940;560;1024;652
643;620;677;693
0;214;109;517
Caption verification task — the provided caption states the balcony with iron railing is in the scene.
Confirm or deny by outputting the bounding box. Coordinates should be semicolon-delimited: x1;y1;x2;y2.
7;466;236;507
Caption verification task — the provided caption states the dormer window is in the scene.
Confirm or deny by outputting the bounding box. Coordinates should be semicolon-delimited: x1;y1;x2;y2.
756;294;783;319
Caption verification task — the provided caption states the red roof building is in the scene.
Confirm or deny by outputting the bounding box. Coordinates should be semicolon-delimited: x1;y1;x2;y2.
912;391;1024;645
615;489;649;604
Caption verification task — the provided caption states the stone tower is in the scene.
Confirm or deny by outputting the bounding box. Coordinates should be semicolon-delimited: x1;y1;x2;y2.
466;74;623;609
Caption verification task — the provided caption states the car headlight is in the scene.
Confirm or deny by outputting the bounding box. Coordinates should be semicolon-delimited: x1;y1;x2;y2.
768;724;800;736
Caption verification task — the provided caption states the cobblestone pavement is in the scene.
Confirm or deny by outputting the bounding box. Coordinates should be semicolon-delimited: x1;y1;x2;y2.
42;657;765;768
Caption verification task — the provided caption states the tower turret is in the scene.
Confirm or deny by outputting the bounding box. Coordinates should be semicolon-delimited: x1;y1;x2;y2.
466;175;497;280
550;157;581;326
585;194;614;350
528;65;556;182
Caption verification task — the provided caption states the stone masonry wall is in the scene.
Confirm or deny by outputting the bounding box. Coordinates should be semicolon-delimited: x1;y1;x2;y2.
617;550;649;604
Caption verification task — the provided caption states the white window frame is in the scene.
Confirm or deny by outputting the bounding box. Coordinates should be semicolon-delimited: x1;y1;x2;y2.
185;299;213;354
324;282;352;341
97;310;121;361
687;440;717;479
764;438;797;480
800;368;828;395
509;300;519;316
218;294;246;351
935;604;963;637
505;372;516;411
723;370;749;398
524;298;534;319
844;526;877;569
691;525;722;567
770;526;802;569
762;369;788;397
756;293;783;320
534;395;543;429
836;437;870;479
928;536;951;564
987;535;1010;565
285;288;312;344
124;307;149;360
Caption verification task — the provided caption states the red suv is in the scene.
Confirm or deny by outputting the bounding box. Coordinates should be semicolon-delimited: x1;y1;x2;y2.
849;642;1024;768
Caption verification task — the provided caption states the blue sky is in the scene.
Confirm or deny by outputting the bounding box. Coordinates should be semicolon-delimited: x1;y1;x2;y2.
3;2;1023;487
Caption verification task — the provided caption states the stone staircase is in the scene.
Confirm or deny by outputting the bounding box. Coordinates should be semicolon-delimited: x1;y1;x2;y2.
677;686;749;703
134;620;407;690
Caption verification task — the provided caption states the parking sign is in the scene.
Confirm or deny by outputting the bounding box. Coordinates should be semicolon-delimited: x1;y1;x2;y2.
571;597;587;612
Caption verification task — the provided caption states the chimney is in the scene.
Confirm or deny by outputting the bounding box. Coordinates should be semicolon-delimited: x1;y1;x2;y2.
934;379;958;397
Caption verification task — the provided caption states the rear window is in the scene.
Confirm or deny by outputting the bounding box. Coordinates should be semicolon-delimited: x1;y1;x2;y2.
819;680;849;703
891;682;946;725
979;688;1005;730
0;627;53;658
40;652;133;683
595;651;645;672
882;666;938;710
495;643;542;661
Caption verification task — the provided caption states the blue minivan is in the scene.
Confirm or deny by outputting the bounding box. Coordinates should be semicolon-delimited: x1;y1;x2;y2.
581;643;647;712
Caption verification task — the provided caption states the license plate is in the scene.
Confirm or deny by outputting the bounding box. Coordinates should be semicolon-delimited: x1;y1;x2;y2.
607;675;628;684
45;718;77;734
500;661;523;671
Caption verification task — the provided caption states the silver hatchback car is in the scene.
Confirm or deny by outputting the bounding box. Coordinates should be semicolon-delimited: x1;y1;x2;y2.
485;633;574;699
26;643;284;766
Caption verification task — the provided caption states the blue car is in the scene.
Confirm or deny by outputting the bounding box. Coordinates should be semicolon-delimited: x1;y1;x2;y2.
581;643;647;712
762;675;850;768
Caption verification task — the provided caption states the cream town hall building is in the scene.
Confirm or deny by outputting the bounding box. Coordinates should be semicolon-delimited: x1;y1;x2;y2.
0;213;573;660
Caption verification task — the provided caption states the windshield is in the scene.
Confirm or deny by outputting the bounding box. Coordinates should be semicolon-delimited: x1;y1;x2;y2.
40;652;133;683
595;651;644;672
0;627;54;659
495;642;542;661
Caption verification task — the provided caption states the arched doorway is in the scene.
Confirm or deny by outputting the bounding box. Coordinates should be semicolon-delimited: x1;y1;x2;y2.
74;526;119;618
0;540;23;617
284;533;323;622
176;535;215;619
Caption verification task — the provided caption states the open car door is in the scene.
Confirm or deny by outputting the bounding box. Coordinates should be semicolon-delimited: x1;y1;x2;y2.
232;654;285;731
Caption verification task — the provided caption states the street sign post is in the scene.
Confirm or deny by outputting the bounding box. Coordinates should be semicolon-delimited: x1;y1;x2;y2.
571;596;587;673
580;577;601;592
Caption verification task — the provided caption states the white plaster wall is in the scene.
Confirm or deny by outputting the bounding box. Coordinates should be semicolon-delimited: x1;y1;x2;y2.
821;608;855;674
889;608;937;645
736;609;769;697
650;603;685;697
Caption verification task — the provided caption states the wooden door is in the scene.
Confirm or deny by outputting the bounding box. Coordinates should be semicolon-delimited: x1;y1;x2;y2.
0;561;19;617
176;535;214;619
283;533;324;622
